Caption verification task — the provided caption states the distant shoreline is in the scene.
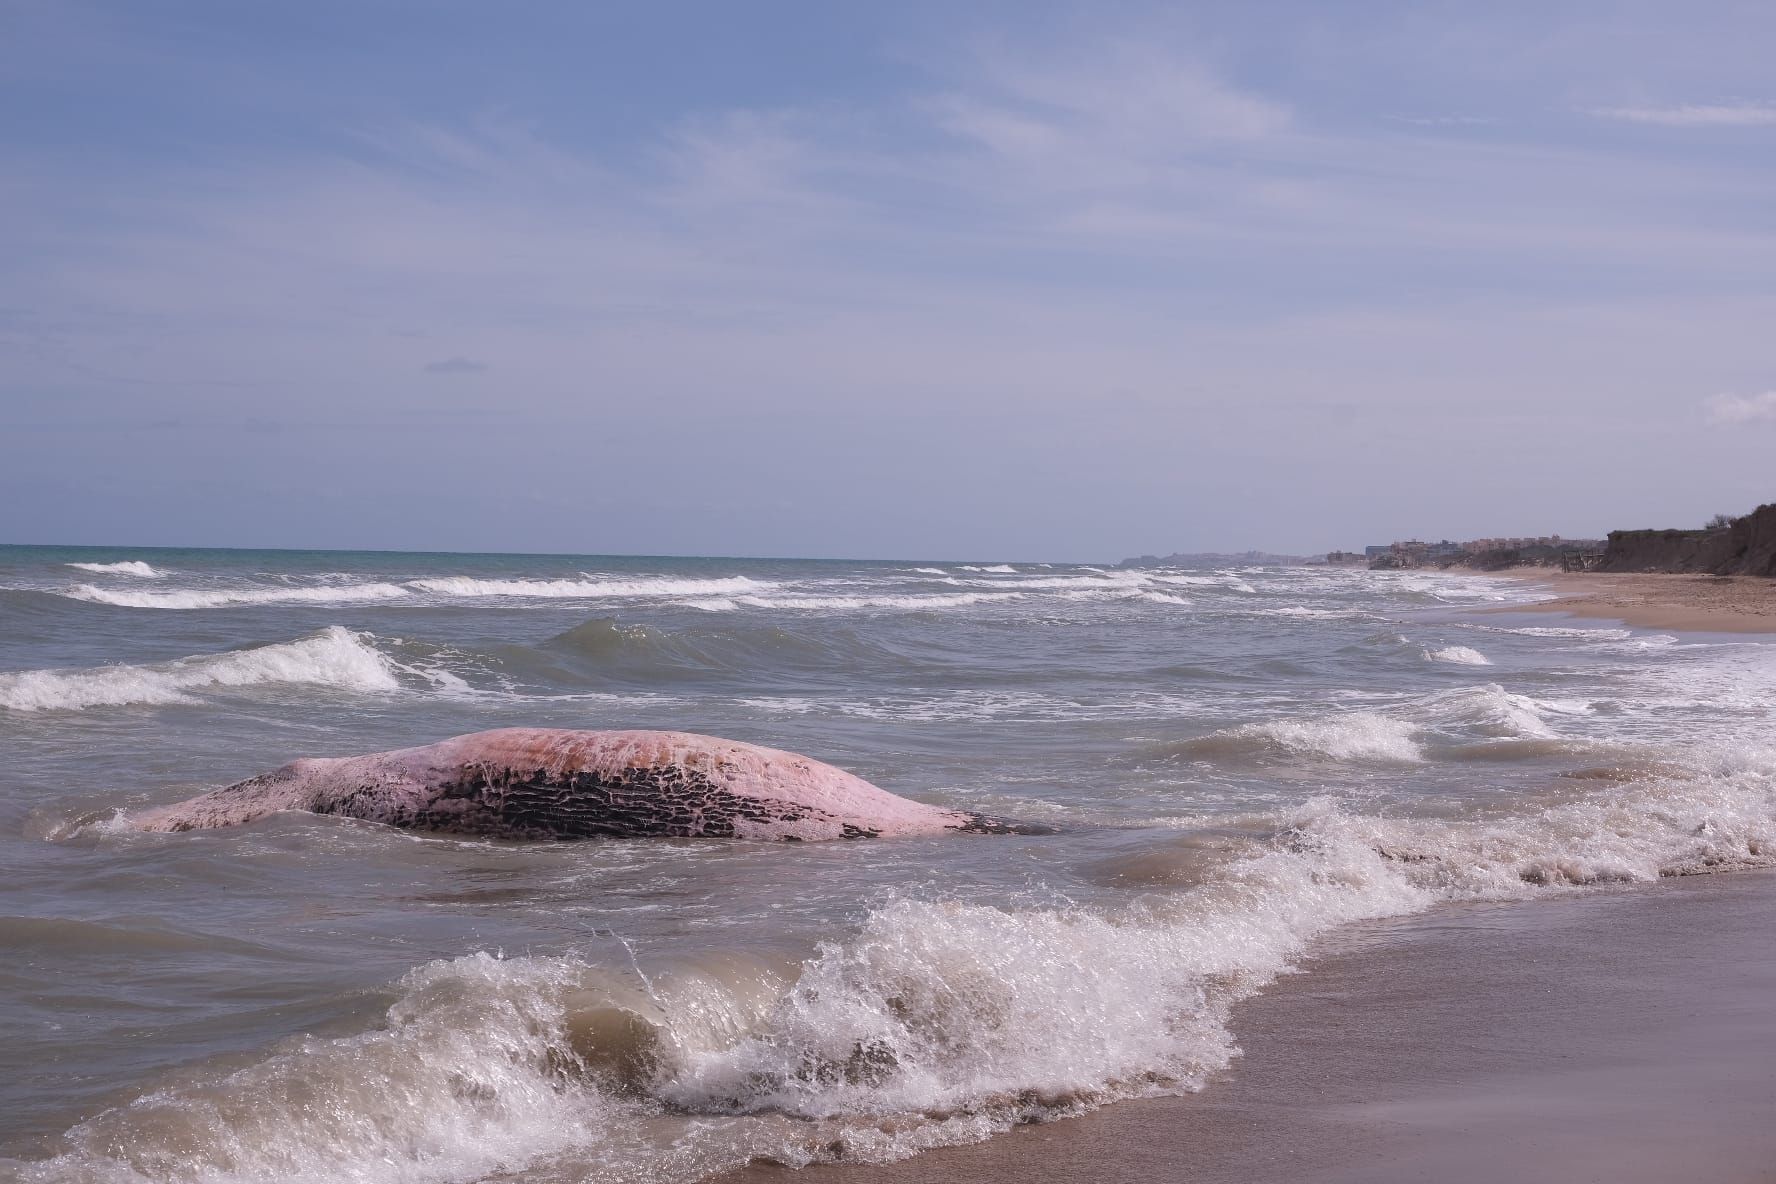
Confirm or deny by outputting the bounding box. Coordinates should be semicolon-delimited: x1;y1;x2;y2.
1492;571;1776;634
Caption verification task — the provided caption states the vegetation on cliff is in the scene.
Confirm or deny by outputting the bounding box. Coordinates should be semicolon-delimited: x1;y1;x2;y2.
1600;503;1776;578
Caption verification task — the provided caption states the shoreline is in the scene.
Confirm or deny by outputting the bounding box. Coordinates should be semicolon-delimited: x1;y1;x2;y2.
1489;570;1776;634
732;870;1776;1184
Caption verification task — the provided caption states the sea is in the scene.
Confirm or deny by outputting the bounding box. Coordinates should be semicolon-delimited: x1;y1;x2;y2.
2;545;1773;1184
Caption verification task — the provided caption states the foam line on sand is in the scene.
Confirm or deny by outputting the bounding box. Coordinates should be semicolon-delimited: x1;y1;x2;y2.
1497;572;1776;634
734;869;1776;1184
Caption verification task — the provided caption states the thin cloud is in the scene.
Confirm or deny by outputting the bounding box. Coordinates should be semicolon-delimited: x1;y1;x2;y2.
1592;103;1776;127
424;357;488;374
932;42;1291;165
1390;115;1498;127
1704;391;1776;424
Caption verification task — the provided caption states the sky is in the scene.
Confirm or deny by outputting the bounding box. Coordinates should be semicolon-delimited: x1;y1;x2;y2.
3;0;1773;560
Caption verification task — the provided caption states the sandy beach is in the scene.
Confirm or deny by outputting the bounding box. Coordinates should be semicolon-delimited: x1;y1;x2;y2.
735;870;1776;1184
1501;571;1776;633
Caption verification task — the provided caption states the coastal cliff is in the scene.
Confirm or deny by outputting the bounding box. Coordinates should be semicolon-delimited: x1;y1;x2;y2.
1600;503;1776;578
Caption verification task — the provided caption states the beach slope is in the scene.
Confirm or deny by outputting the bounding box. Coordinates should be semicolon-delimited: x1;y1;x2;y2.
1508;571;1776;633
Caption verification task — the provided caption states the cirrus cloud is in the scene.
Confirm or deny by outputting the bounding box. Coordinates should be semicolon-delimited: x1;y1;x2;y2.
1703;390;1776;425
1592;103;1776;127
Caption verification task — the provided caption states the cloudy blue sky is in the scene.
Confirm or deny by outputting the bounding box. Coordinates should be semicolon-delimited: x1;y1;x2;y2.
3;0;1773;559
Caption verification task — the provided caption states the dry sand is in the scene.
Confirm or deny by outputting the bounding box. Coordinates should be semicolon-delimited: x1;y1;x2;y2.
1500;571;1776;634
732;871;1776;1184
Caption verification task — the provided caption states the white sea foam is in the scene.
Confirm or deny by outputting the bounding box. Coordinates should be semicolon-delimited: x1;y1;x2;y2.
683;598;740;612
65;561;164;577
959;564;1018;573
1464;624;1634;640
407;575;769;599
31;747;1775;1184
62;582;410;609
1389;572;1515;601
1150;574;1256;592
1259;605;1352;620
958;572;1142;590
741;688;1213;723
1424;645;1492;666
27;953;618;1184
1210;713;1427;762
0;628;402;711
687;592;1017;613
1174;684;1590;764
911;567;948;576
1408;684;1588;738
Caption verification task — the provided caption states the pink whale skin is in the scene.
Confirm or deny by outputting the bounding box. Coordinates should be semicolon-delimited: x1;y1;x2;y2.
129;728;1048;841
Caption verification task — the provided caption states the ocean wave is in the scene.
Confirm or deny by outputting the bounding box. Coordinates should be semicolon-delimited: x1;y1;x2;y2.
65;561;164;577
1172;712;1426;763
1150;574;1257;593
1424;645;1492;666
29;750;1774;1184
537;616;899;688
1389;572;1527;602
1462;624;1634;640
959;564;1018;573
408;575;770;599
685;592;1018;613
958;573;1146;591
0;627;404;711
740;688;1212;723
1412;684;1591;737
1160;684;1595;764
62;582;410;610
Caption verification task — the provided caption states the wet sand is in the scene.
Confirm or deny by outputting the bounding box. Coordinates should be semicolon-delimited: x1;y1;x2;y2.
1501;571;1776;633
733;870;1776;1184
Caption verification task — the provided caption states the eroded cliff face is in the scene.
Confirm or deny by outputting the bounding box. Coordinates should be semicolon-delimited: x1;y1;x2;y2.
1600;503;1776;577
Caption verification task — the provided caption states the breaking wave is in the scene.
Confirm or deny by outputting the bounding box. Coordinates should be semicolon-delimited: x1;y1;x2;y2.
408;575;770;600
62;583;410;610
0;627;403;711
65;561;164;577
1425;645;1492;665
685;592;1017;613
1160;685;1596;764
1174;712;1425;763
24;745;1775;1184
956;573;1146;591
55;576;776;610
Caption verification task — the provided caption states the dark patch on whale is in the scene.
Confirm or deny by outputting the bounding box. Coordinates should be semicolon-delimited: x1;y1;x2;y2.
130;728;1054;842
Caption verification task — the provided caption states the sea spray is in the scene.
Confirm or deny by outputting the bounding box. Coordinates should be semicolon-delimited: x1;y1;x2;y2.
0;628;403;711
1424;645;1492;665
27;748;1776;1183
406;576;770;599
10;548;1776;1184
65;562;165;578
64;583;410;610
